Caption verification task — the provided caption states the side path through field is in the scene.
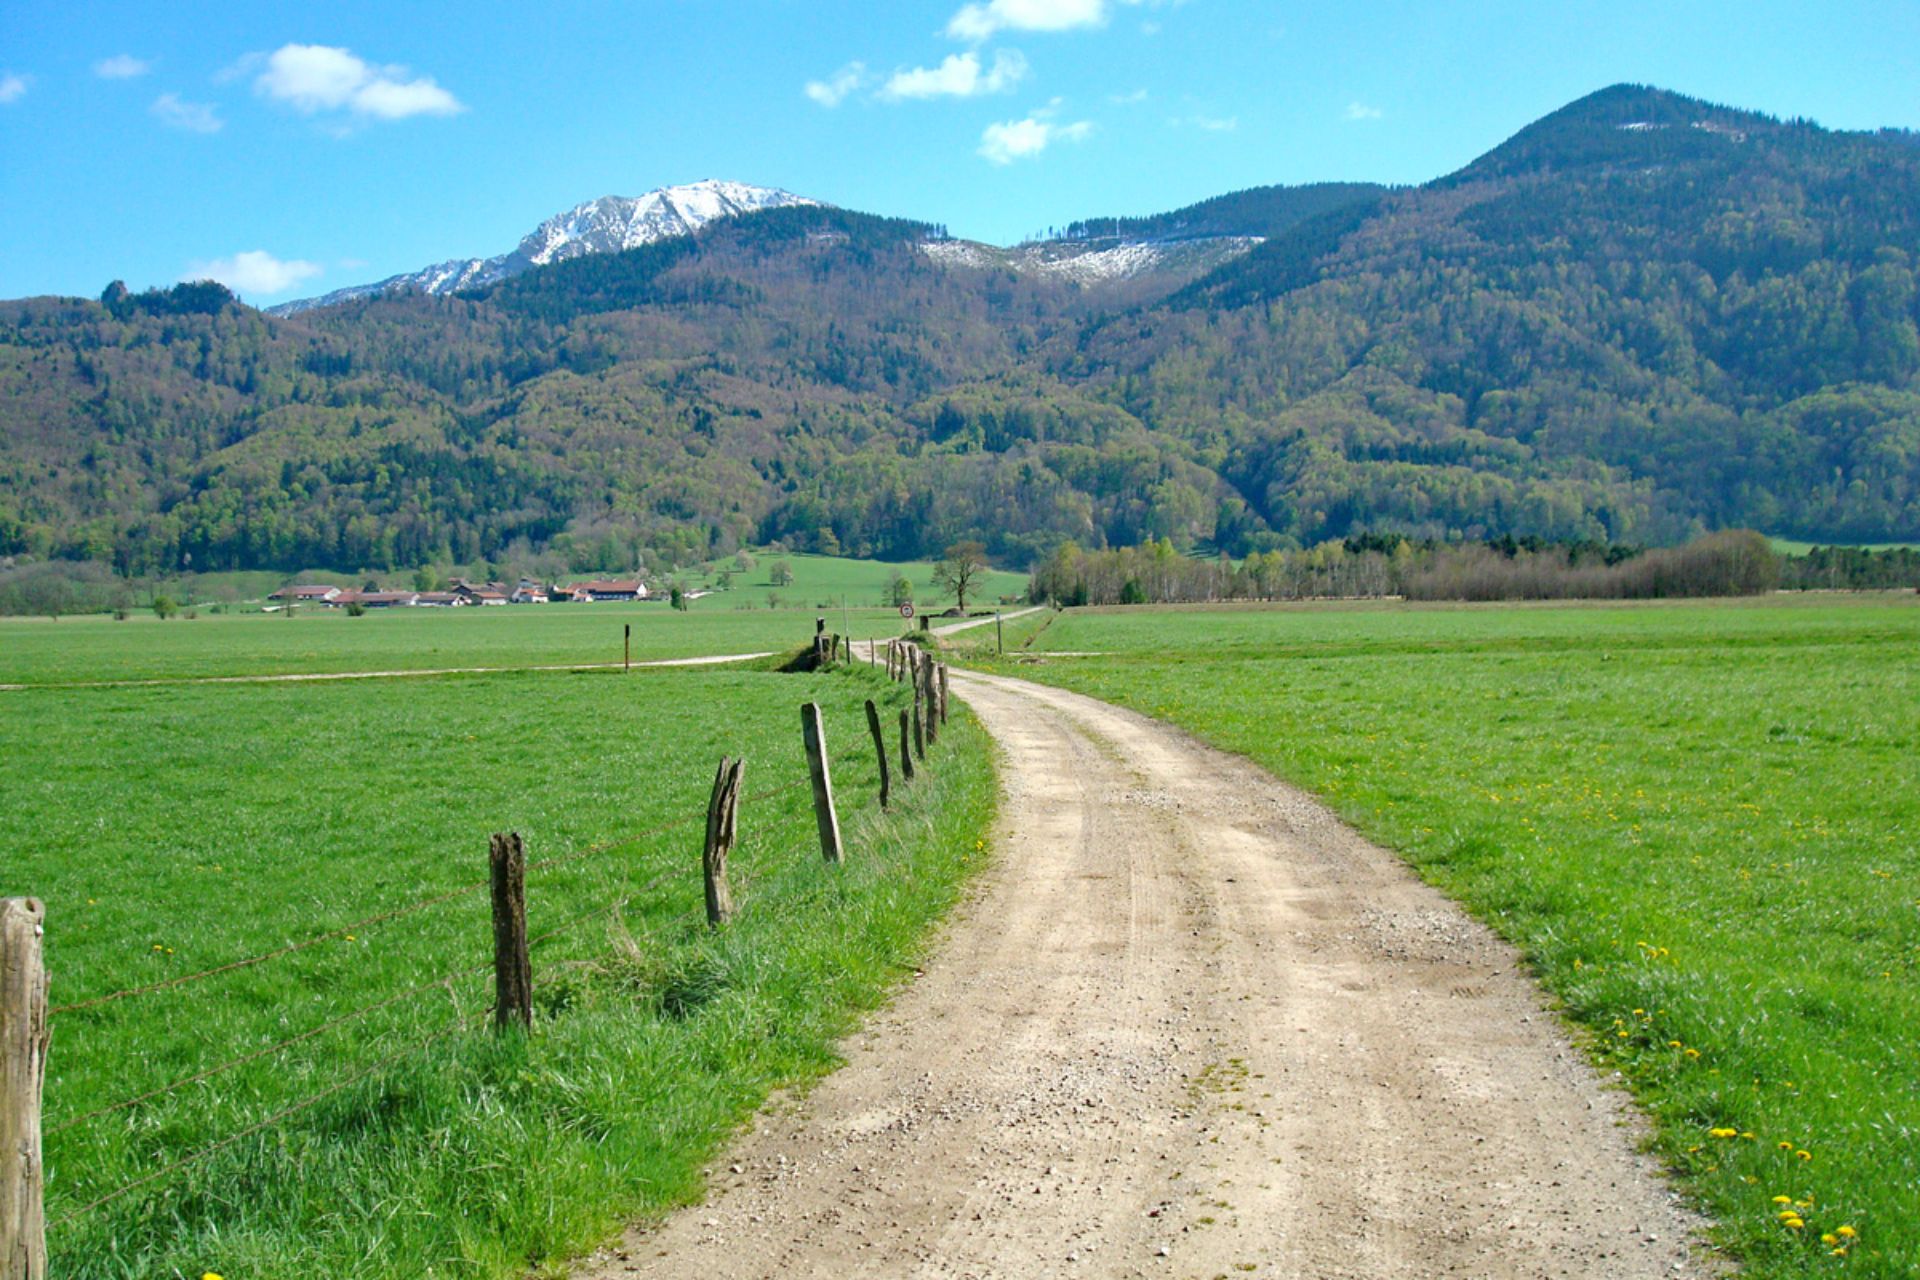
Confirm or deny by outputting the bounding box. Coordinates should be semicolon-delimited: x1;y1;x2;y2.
573;667;1714;1279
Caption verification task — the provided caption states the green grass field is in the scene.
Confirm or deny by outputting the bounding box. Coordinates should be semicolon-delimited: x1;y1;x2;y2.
677;550;1030;613
968;595;1919;1278
0;601;939;686
0;547;1024;686
9;647;993;1278
1769;537;1920;556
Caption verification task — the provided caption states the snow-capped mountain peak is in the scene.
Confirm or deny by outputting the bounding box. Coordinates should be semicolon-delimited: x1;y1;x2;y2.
271;180;817;315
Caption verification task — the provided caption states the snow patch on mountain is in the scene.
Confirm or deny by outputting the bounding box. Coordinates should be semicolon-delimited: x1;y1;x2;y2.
271;180;817;315
921;235;1263;285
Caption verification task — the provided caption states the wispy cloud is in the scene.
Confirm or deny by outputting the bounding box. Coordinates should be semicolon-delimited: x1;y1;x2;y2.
0;73;30;105
947;0;1111;41
882;50;1027;101
182;250;322;298
1109;87;1148;105
151;92;222;133
1177;113;1237;132
253;44;463;122
804;61;870;107
979;100;1092;164
95;54;153;80
1344;101;1383;121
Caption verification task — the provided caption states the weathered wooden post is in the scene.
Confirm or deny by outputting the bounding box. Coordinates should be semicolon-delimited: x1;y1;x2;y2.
703;756;744;926
912;694;926;762
864;700;891;809
624;623;631;673
921;657;940;747
800;702;845;864
489;833;531;1031
898;708;915;782
1;898;48;1280
939;664;951;726
996;611;1003;655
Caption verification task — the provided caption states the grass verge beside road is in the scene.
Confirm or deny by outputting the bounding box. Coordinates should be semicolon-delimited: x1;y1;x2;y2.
968;596;1918;1278
10;660;994;1278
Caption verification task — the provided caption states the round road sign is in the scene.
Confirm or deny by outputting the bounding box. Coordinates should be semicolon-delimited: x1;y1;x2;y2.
899;603;915;618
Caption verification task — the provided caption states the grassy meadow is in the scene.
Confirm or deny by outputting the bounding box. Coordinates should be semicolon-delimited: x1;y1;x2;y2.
967;595;1919;1278
6;637;994;1277
0;548;1020;686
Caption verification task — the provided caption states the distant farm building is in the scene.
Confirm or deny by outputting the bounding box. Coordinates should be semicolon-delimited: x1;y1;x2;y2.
564;579;649;602
270;585;341;603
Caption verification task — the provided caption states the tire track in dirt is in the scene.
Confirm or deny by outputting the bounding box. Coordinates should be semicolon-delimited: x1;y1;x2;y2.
572;669;1715;1279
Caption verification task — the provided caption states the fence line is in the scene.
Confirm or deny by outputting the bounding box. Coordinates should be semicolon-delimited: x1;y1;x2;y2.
48;784;811;1020
44;797;813;1137
24;655;955;1253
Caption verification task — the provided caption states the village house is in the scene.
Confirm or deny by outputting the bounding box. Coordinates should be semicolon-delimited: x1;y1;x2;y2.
269;585;342;603
562;579;649;602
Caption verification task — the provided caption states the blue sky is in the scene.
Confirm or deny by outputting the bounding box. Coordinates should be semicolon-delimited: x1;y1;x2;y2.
3;0;1917;303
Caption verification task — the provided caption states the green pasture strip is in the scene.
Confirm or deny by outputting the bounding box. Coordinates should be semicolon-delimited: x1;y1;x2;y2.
0;604;921;686
681;550;1030;613
9;662;994;1278
977;597;1918;1278
1770;538;1920;556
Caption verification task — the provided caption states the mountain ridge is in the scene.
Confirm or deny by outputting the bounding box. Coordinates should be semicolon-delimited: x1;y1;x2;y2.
268;179;819;315
3;83;1918;579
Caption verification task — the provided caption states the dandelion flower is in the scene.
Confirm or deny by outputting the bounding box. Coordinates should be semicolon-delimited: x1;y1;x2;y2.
1772;1195;1794;1205
1709;1128;1737;1139
1783;1217;1805;1231
1796;1150;1812;1161
1821;1234;1838;1246
1837;1226;1856;1238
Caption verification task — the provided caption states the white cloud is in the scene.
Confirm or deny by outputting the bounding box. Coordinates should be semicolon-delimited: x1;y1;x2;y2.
94;54;152;80
253;44;463;121
804;61;869;107
151;92;223;133
95;55;153;80
182;250;322;298
882;50;1027;101
0;73;29;105
1344;101;1383;121
978;101;1092;164
947;0;1111;40
1109;88;1148;105
1178;113;1237;132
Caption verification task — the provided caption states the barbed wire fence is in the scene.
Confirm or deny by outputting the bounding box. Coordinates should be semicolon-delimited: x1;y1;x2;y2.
3;634;958;1269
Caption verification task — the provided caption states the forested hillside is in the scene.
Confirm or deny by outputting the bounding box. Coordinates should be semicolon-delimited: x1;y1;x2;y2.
3;85;1917;577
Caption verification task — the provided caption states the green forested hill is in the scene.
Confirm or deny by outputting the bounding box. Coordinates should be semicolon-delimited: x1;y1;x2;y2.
3;85;1918;577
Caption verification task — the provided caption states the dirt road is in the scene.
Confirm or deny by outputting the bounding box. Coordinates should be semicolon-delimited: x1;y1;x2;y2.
576;669;1712;1279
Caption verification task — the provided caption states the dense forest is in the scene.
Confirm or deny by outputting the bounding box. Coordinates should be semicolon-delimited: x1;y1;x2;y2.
3;85;1918;579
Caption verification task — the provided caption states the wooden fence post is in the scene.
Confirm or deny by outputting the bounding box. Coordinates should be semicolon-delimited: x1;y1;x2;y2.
800;703;846;864
703;756;743;926
996;611;1003;655
921;657;939;747
624;623;631;673
912;694;926;762
1;898;48;1280
489;833;531;1031
864;700;891;810
898;708;915;782
938;664;951;726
